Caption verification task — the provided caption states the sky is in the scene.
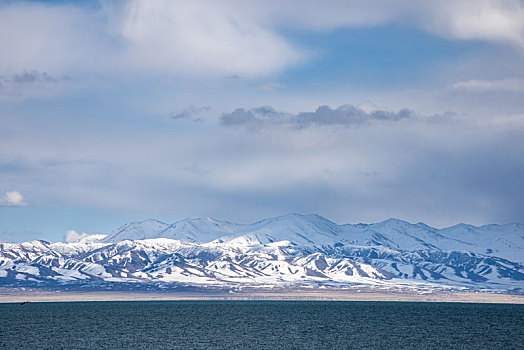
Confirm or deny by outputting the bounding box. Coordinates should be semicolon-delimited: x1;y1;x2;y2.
1;0;524;242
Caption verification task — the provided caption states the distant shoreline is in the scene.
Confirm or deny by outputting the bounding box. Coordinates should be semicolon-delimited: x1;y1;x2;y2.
1;288;523;304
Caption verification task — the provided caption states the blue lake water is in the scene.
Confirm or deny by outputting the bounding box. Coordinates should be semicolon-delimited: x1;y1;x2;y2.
1;301;523;349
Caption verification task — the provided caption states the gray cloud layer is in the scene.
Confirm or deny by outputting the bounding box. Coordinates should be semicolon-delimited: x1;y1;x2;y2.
0;71;67;86
2;100;522;234
221;104;415;130
0;71;70;99
170;106;210;121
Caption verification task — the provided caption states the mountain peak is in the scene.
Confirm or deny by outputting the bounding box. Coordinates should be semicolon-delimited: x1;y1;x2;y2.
255;213;336;225
374;218;413;228
104;219;170;242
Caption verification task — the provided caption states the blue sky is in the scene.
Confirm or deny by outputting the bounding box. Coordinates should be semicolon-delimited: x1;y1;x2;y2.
1;0;524;242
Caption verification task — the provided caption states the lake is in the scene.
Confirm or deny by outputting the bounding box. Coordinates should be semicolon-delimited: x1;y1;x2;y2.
1;301;523;349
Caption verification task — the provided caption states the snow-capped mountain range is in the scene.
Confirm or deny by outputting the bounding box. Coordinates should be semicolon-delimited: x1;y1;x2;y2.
1;214;523;292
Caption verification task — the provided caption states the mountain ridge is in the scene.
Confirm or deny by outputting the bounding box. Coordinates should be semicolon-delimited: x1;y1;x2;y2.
104;214;524;243
1;214;523;292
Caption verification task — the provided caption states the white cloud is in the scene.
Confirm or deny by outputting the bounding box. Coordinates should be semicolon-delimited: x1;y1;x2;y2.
0;3;102;74
0;190;27;207
64;229;89;243
115;0;300;77
422;0;524;49
0;0;523;79
0;0;300;77
261;0;524;49
452;78;524;92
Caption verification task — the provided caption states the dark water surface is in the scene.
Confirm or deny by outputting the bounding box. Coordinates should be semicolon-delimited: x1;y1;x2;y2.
1;301;523;349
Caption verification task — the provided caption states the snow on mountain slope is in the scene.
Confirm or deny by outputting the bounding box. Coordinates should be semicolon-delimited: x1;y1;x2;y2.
235;213;342;246
104;219;170;242
103;214;342;245
158;217;243;243
438;223;524;262
1;214;523;291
